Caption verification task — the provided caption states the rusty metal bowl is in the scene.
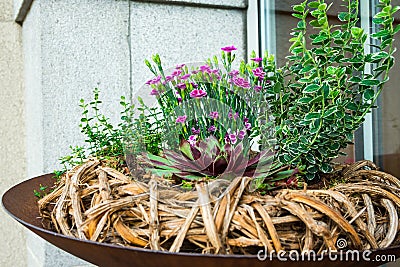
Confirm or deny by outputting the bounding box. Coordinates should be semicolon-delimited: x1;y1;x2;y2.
2;173;400;267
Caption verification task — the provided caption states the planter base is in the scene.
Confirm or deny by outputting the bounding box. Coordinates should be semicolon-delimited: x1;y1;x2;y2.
2;173;400;267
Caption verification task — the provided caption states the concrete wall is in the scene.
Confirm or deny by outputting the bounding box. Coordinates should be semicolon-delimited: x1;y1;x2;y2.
0;0;26;266
20;0;248;266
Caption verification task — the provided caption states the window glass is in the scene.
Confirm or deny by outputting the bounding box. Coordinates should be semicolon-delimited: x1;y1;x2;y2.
374;0;400;176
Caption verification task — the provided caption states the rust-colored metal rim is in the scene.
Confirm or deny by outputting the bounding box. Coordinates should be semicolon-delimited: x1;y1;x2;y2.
2;173;400;267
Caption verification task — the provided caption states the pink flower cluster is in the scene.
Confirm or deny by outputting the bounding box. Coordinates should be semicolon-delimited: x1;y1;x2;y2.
252;67;266;80
224;129;247;145
231;76;251;88
209;111;219;119
189;89;207;98
221;45;237;52
146;76;162;85
176;115;187;124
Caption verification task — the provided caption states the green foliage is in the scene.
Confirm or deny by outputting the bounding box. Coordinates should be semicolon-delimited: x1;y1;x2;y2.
267;0;399;180
33;184;48;198
78;88;129;159
56;89;163;173
128;97;163;155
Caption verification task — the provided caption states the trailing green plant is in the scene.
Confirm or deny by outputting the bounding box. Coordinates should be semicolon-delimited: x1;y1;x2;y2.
55;89;163;173
33;184;48;198
266;0;399;181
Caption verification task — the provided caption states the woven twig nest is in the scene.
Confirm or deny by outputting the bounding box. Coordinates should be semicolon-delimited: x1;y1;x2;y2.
38;160;400;254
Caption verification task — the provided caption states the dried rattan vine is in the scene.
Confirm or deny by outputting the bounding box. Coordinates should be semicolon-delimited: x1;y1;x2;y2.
39;160;400;254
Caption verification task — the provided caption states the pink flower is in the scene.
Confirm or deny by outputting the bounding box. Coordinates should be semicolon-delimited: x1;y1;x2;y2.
224;135;229;144
245;122;251;130
209;111;219;119
254;85;262;92
190;82;198;89
229;70;239;76
232;76;251;88
228;133;237;144
176;64;185;69
237;130;246;140
221;45;237;52
252;67;266;80
189;89;207;98
146;76;162;85
176;115;187;124
199;65;211;73
181;74;191;80
176;83;186;90
150;89;159;95
172;69;182;77
191;127;200;134
250;57;263;63
208;125;216;132
228;111;239;120
188;135;197;146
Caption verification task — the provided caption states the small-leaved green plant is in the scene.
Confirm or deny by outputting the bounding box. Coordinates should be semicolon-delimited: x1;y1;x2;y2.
267;0;399;181
55;89;163;174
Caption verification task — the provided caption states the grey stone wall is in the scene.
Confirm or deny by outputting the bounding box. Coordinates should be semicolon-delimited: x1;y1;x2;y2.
0;0;26;266
20;0;248;266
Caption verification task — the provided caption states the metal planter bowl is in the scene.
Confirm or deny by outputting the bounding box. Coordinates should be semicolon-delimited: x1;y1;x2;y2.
2;173;400;267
